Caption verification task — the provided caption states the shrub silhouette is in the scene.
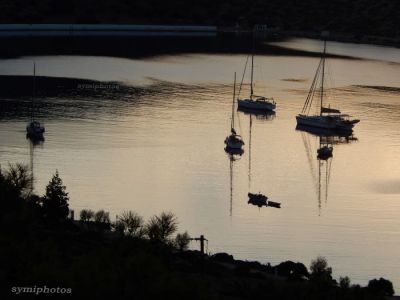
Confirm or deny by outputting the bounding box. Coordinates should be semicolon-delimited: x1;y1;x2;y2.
80;209;95;222
4;163;32;197
117;211;144;237
367;277;394;296
175;231;190;251
94;209;110;223
145;212;178;243
0;163;34;220
309;256;335;289
339;276;351;289
275;261;309;280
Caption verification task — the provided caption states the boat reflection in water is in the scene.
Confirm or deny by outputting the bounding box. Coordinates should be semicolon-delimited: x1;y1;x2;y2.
242;112;281;209
226;150;243;216
297;124;357;214
28;136;44;194
26;132;45;145
237;106;276;120
247;192;281;208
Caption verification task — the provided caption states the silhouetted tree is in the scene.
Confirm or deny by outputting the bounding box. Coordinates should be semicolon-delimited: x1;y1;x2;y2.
145;212;178;243
175;231;190;251
0;163;33;216
275;261;309;281
4;163;32;197
309;256;335;289
367;277;394;296
339;276;351;289
94;209;110;223
93;209;111;231
117;211;144;237
113;219;125;235
41;170;69;223
80;209;95;222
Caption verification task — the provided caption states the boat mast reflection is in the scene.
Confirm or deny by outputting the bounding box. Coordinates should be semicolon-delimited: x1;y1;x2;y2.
297;124;357;214
225;150;243;217
28;137;44;194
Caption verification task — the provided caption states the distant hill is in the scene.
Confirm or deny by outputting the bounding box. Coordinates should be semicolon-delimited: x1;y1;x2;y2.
0;0;399;38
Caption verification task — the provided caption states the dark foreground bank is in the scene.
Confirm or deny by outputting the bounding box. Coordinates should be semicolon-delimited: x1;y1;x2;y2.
0;164;395;299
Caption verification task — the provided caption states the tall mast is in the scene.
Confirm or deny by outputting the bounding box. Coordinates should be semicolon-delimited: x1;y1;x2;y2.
231;72;236;130
31;62;36;122
320;40;326;116
250;32;255;99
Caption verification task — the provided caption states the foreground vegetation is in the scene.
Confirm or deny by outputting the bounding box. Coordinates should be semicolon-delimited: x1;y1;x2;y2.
0;163;395;299
0;0;399;39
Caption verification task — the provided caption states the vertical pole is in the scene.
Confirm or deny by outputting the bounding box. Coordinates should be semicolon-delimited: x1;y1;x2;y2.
231;73;236;131
190;235;207;275
32;62;36;122
250;32;255;99
320;40;326;116
199;235;206;276
200;235;205;255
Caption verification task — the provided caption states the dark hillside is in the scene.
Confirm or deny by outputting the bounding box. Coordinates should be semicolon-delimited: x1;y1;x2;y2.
0;0;399;38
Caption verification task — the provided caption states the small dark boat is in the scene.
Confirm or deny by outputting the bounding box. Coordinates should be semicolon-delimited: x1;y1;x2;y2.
27;121;45;139
248;193;268;207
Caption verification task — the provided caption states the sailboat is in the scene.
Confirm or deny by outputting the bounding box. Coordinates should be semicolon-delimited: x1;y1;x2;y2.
296;40;359;131
26;62;45;139
225;73;245;152
238;34;276;112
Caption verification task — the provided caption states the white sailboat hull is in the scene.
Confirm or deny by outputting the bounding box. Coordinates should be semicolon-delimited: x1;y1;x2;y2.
238;98;276;111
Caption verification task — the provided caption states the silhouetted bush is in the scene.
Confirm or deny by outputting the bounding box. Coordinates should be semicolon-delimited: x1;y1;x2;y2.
3;163;32;198
80;209;95;222
92;209;111;231
212;252;234;263
174;231;190;251
113;219;125;235
275;261;309;281
41;170;69;224
339;276;351;289
367;277;394;296
116;211;145;237
309;256;336;289
94;209;110;223
145;212;178;243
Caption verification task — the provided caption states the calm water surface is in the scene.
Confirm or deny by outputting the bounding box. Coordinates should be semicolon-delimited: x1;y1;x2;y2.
1;38;400;290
